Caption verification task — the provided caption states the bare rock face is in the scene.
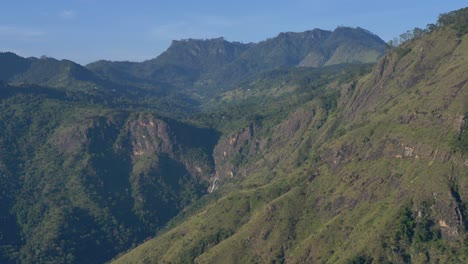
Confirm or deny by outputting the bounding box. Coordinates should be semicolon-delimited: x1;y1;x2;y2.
213;124;262;180
124;114;175;159
433;189;467;240
211;105;319;183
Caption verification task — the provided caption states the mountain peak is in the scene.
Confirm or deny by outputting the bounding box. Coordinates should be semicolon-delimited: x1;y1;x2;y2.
275;28;332;42
330;26;384;43
171;36;226;44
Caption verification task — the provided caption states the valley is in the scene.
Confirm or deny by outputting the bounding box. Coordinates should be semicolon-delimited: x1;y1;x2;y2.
0;7;467;264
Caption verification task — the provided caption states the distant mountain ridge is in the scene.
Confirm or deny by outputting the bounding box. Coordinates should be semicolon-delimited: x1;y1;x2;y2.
1;27;385;97
0;52;106;89
86;27;386;93
0;52;34;82
0;52;172;105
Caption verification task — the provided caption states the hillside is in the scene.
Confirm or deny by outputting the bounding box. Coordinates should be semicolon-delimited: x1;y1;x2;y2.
0;7;466;264
0;86;219;263
113;9;468;264
0;52;34;81
0;62;373;264
0;62;370;264
0;54;102;89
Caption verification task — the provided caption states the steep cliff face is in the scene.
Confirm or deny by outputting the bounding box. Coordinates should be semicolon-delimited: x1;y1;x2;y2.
211;103;325;186
212;124;263;180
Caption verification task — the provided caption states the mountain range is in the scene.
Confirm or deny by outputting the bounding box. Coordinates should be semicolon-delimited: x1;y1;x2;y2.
86;27;385;95
0;7;467;264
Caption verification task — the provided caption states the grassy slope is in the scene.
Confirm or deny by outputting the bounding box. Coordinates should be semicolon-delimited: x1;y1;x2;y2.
113;26;467;263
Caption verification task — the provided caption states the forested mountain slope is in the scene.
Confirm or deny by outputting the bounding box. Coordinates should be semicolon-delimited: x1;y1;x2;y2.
113;9;468;264
0;89;219;263
0;28;380;264
0;7;466;264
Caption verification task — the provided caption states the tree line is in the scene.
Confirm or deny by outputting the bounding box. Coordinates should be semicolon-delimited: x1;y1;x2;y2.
387;7;467;48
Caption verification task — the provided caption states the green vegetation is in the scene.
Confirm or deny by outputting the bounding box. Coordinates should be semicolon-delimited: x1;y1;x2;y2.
0;7;467;264
195;64;372;134
452;113;468;154
438;7;468;36
113;8;468;264
387;7;468;48
87;27;385;97
0;90;218;263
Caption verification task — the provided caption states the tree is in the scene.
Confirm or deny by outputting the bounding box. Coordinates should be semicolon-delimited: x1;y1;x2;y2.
426;23;437;32
399;30;413;43
412;27;425;39
438;11;456;26
386;40;395;50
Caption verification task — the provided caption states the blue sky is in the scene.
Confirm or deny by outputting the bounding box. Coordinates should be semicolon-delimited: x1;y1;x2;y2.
1;0;466;65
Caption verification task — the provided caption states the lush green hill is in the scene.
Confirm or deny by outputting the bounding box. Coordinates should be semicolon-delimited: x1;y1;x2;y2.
0;85;219;263
112;8;468;264
0;54;103;90
0;52;34;82
0;52;207;120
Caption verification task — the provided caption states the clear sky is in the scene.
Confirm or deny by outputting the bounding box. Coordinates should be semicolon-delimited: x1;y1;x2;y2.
1;0;466;65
